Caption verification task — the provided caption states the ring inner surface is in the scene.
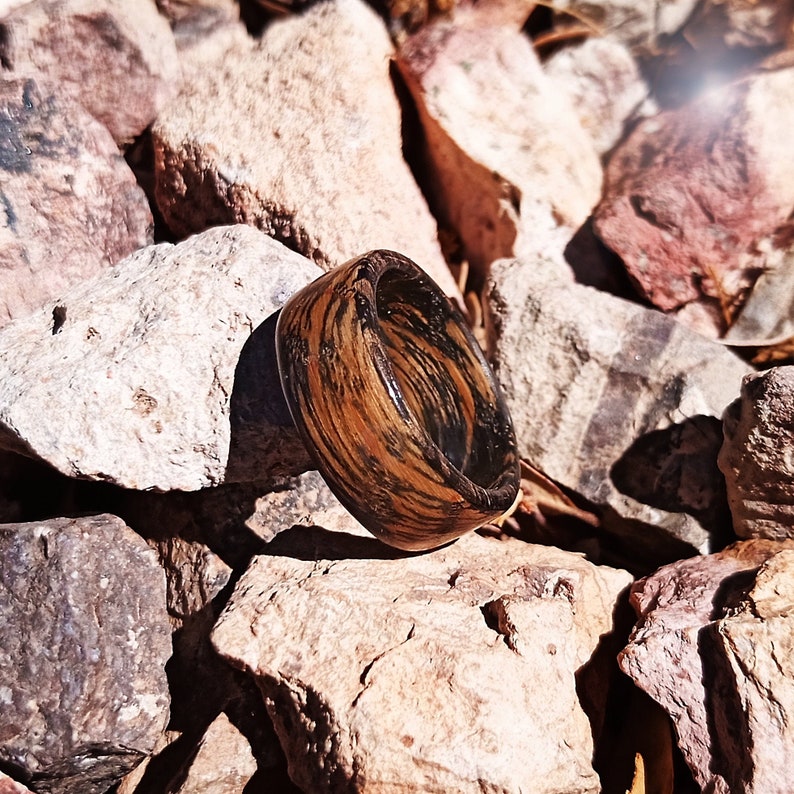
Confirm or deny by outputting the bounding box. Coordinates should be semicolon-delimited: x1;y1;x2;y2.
375;268;512;492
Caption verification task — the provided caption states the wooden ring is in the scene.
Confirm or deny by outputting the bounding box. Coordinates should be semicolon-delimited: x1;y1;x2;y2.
275;250;520;551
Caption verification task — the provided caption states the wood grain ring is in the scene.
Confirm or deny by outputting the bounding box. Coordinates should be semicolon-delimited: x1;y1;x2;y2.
275;250;520;551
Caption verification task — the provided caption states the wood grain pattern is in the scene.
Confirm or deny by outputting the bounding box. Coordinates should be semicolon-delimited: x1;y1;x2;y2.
276;250;519;551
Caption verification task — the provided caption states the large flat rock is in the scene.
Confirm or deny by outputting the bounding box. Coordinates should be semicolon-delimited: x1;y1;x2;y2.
212;517;632;793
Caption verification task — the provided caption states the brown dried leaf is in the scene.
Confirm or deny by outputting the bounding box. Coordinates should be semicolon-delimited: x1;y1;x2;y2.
518;460;600;527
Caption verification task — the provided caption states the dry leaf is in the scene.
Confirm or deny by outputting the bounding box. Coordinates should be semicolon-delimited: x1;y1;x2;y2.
518;460;600;527
627;752;646;794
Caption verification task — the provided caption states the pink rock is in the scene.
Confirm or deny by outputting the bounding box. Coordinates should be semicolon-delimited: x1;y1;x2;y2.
0;0;179;144
594;67;794;331
0;77;152;328
395;8;602;275
619;538;794;793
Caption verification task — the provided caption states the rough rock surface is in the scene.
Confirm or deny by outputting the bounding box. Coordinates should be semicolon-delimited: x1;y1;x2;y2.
719;366;794;540
212;518;632;793
594;67;794;333
0;76;152;328
484;257;752;565
0;771;33;793
0;514;171;794
0;0;180;144
170;713;257;794
396;9;602;275
619;539;794;794
544;36;649;156
0;225;319;491
153;0;458;299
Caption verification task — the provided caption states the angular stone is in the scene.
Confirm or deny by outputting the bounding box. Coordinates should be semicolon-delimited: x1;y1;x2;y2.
0;0;180;144
152;0;459;299
0;76;152;328
170;713;257;794
719;366;794;540
619;539;794;794
0;225;319;491
0;514;171;794
484;257;752;565
212;527;632;793
593;67;794;332
0;771;33;794
396;9;602;275
544;36;649;156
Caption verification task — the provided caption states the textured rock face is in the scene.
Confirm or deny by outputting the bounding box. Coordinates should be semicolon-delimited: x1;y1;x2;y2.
212;520;632;793
0;225;319;491
619;539;794;794
170;713;257;794
484;257;752;563
152;0;458;299
0;0;180;143
396;9;602;274
719;366;794;539
0;514;171;794
543;36;649;156
594;67;794;332
0;76;152;328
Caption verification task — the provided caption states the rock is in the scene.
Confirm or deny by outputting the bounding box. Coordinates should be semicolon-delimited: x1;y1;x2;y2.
395;9;602;276
684;0;794;51
212;523;632;793
719;366;794;540
158;536;232;620
619;538;794;794
593;67;794;334
169;713;257;794
0;225;319;491
0;514;172;794
546;0;699;53
0;76;153;328
245;469;356;543
484;257;752;566
152;0;459;299
0;0;180;144
0;771;33;794
544;36;650;156
157;0;238;25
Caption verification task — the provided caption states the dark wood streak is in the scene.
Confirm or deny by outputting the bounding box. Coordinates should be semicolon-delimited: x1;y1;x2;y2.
276;250;520;551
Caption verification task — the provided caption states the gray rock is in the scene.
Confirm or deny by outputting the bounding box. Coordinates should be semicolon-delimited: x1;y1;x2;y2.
719;366;794;540
212;524;632;793
547;0;699;52
619;539;794;794
0;514;171;794
0;0;180;144
0;76;152;328
0;225;320;491
484;257;752;566
152;0;459;299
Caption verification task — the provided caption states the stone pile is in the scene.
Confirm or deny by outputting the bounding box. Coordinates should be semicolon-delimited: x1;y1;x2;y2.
0;0;793;792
